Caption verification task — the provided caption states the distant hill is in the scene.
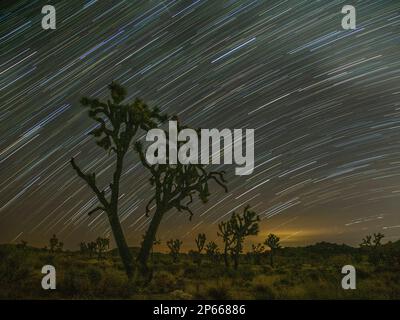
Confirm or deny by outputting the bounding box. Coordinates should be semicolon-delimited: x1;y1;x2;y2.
2;239;399;255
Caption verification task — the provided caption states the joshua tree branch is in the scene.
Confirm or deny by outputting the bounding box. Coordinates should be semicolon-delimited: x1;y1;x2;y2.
87;206;105;216
70;157;109;209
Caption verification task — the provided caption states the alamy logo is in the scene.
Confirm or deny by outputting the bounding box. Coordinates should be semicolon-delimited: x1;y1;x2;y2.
145;121;254;175
341;265;356;290
41;5;56;30
41;265;56;290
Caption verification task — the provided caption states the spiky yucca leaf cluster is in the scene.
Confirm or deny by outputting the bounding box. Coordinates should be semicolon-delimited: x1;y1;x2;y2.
80;81;168;153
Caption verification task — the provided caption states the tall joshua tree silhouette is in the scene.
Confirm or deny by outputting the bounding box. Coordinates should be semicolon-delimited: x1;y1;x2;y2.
134;118;227;275
71;82;167;279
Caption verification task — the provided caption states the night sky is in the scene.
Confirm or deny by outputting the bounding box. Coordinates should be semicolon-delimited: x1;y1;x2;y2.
1;0;400;251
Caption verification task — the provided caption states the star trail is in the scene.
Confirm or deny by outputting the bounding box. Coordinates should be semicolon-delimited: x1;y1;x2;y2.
1;0;400;251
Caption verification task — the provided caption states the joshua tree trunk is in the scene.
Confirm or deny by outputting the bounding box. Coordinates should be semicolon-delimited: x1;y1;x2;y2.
223;244;230;268
137;207;165;272
270;250;274;267
71;152;135;279
107;154;134;278
108;211;133;278
233;246;240;270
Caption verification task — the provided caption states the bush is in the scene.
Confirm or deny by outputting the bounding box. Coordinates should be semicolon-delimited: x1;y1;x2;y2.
252;275;276;299
86;267;102;286
206;284;231;300
60;270;91;296
183;264;199;278
0;249;31;285
151;271;177;293
170;289;193;300
101;272;132;298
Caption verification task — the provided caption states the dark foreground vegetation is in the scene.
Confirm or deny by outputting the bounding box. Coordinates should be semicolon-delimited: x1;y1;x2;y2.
1;237;399;300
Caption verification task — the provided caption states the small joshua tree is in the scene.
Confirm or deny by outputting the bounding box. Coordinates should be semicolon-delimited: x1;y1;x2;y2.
135;118;227;274
194;233;206;265
218;205;259;269
229;206;260;270
360;233;384;247
79;242;88;255
251;243;265;265
195;233;206;253
71;82;167;278
372;232;384;246
87;241;97;258
205;241;219;264
167;239;183;263
96;237;110;260
49;234;59;253
218;219;235;268
360;235;372;247
360;233;385;267
264;233;281;267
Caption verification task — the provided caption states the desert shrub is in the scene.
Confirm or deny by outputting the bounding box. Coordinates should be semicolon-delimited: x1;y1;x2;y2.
170;289;193;300
368;248;386;267
41;253;55;266
355;267;369;280
86;266;102;286
305;269;320;282
239;266;257;281
151;271;177;293
0;249;31;285
163;262;182;274
183;264;199;278
205;283;232;300
252;275;276;299
101;271;132;298
262;265;273;273
60;270;91;296
274;278;294;287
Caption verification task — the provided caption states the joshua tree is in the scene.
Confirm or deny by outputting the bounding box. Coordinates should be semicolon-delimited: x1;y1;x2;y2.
360;233;385;248
79;242;88;255
96;237;110;259
70;82;166;278
87;241;97;257
360;233;386;267
264;233;281;267
372;232;384;246
167;239;183;263
135;119;227;274
217;219;235;268
194;233;206;265
229;206;260;270
360;235;372;247
56;241;64;252
49;234;59;253
205;241;219;263
195;233;206;253
251;243;265;264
